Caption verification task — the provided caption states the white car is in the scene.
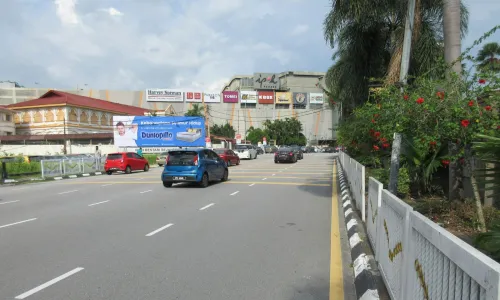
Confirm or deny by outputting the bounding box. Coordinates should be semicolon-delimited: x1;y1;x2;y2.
234;144;258;160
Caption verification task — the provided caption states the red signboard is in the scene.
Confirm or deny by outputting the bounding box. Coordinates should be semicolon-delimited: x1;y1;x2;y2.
257;91;275;104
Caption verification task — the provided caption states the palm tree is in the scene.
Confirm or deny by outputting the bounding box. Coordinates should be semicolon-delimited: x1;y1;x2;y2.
323;0;469;114
476;42;500;72
184;104;204;117
444;0;463;74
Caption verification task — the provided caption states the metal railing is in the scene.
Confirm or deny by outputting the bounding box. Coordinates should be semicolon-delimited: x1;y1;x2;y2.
41;158;104;178
339;150;500;300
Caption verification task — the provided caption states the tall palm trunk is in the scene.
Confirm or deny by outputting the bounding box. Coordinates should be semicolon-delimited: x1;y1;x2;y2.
443;0;462;74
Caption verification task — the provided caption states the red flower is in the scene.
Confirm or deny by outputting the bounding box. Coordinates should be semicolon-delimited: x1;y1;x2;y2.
403;94;409;100
461;120;470;128
372;145;380;151
374;131;381;138
429;141;437;147
373;114;379;118
382;143;390;149
436;91;445;100
416;97;424;104
441;160;450;167
468;100;474;107
371;119;376;124
497;125;500;130
479;79;486;84
380;137;387;143
485;105;492;111
369;129;375;135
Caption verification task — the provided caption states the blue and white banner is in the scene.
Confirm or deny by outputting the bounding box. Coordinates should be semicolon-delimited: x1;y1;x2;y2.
113;116;206;147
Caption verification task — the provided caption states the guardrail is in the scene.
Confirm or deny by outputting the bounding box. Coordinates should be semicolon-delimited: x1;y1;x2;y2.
41;158;104;178
338;150;500;300
339;151;366;221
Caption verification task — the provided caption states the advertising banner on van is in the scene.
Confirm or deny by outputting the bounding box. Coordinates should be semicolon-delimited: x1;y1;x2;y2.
113;116;206;147
222;91;239;103
203;92;221;103
146;89;184;102
185;91;203;102
240;91;257;104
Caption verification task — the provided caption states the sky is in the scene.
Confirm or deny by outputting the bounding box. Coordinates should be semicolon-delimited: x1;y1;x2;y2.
0;0;499;92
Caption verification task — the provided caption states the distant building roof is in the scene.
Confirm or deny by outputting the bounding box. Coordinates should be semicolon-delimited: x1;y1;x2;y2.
7;90;149;115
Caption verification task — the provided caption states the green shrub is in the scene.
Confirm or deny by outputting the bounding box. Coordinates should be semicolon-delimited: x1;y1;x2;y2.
367;167;410;197
143;154;157;165
3;161;41;175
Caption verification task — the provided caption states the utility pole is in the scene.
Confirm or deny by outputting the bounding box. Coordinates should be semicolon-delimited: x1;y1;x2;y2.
202;96;210;138
388;0;415;194
63;117;68;155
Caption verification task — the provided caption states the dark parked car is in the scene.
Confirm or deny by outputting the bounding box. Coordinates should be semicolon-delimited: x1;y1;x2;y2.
290;145;304;160
255;146;264;155
323;147;336;153
274;147;297;163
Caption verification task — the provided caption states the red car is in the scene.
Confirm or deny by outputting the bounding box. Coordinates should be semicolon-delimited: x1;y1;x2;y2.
213;148;240;166
105;152;149;175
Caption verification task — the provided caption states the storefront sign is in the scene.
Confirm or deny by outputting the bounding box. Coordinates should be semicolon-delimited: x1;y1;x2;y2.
146;89;184;102
222;91;239;103
258;91;274;104
293;92;308;107
253;73;280;90
203;92;221;103
309;93;324;104
240;91;257;104
185;91;203;102
275;92;292;104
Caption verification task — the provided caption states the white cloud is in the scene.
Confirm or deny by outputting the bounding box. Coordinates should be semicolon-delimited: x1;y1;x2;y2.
6;0;498;93
290;24;309;36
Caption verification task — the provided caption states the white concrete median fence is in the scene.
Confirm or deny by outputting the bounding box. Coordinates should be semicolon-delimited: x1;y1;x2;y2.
339;150;500;300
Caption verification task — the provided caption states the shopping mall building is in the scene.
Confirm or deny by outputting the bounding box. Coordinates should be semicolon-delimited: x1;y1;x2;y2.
0;71;338;144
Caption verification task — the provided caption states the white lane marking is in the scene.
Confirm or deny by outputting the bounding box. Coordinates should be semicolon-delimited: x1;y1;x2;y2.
140;190;152;194
12;187;29;191
101;183;114;187
272;174;276;176
0;200;20;205
279;170;283;172
15;267;84;299
145;223;174;237
249;183;255;187
262;178;267;181
137;178;145;180
0;218;37;229
88;200;110;207
199;203;215;211
230;191;239;196
58;190;78;195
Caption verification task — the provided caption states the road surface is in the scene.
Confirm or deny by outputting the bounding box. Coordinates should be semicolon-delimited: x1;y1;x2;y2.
0;153;356;300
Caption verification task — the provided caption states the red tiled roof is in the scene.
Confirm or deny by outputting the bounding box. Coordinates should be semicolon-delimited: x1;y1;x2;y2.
7;90;150;115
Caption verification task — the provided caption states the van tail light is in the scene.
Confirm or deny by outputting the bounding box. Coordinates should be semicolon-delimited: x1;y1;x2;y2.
193;155;199;166
289;152;294;156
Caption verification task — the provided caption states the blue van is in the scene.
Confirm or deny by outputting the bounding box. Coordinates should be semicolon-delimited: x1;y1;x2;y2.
161;148;229;188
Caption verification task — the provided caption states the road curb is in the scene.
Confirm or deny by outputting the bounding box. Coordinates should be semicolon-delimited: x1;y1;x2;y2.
336;159;385;300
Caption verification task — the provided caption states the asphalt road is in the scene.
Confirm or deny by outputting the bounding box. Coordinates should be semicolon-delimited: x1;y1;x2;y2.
0;153;356;300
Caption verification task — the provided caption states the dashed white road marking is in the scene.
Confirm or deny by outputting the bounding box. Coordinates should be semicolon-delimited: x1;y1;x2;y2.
140;190;152;194
137;178;145;180
249;183;255;186
0;218;37;229
58;190;78;195
199;203;215;211
15;267;85;299
146;223;174;237
272;174;276;176
230;191;239;196
88;200;110;207
262;178;267;181
0;200;20;205
101;183;114;187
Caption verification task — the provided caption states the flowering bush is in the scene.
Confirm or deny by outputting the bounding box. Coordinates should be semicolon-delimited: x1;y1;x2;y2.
338;69;500;195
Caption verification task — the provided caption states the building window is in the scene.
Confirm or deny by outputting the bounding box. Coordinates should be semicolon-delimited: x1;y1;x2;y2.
275;104;289;109
240;103;256;109
6;132;12;135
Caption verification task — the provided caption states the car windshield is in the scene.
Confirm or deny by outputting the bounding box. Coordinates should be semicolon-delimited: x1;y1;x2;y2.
213;149;226;154
236;145;250;150
167;151;198;166
279;148;291;152
106;154;123;160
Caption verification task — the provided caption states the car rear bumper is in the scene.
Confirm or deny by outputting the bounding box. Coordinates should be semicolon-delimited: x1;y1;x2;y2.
236;152;251;159
161;172;201;183
105;167;124;172
275;155;295;162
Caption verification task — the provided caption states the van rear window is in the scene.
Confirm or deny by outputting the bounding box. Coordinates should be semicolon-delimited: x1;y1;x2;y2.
167;151;197;166
107;154;123;160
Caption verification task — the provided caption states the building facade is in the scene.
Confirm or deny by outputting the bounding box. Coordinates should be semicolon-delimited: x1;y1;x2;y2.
0;71;338;143
0;107;15;135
